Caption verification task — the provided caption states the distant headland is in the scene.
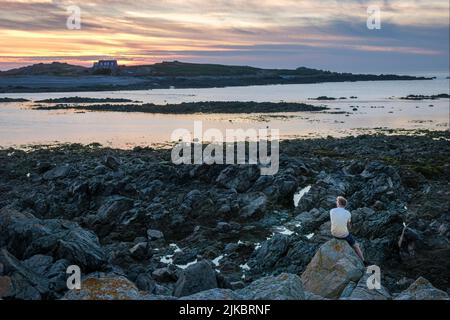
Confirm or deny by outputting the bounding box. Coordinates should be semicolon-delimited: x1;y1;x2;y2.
0;60;433;93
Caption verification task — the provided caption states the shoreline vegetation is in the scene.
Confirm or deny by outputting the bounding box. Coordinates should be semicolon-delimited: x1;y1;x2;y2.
0;61;434;93
0;97;30;102
32;101;329;114
399;94;450;100
0;130;449;300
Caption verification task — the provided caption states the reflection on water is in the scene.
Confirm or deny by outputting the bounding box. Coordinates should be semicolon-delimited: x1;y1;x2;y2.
0;78;449;148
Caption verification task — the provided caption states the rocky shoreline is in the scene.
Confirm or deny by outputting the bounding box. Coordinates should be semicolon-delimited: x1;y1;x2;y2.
1;131;449;300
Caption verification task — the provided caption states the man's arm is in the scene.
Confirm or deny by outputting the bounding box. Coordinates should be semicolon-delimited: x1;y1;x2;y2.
347;218;352;230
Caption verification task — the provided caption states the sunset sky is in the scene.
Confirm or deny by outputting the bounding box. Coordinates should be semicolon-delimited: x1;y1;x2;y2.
0;0;449;72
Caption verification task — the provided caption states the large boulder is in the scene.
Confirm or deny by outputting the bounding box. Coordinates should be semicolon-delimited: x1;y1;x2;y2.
0;207;106;271
237;273;305;300
301;239;364;298
173;261;218;297
395;277;449;300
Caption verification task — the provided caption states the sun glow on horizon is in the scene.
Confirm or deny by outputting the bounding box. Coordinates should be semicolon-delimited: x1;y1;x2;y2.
0;0;448;71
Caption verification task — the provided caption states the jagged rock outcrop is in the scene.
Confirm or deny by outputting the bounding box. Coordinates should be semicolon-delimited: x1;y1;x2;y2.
301;239;364;298
0;249;50;300
0;207;106;271
395;277;449;300
341;273;391;300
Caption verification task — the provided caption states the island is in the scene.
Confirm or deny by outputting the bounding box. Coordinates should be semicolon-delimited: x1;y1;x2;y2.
0;61;433;93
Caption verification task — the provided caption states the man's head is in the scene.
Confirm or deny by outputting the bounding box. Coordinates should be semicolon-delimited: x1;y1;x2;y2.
336;196;347;208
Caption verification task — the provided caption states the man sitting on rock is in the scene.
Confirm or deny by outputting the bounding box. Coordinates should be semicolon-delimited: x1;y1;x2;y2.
330;196;367;265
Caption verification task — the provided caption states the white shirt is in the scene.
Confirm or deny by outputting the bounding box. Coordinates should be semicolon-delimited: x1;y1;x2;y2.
330;207;351;238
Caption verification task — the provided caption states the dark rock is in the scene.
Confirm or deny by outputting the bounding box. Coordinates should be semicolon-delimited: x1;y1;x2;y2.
179;189;214;217
46;259;71;294
273;239;318;275
140;180;163;200
43;164;76;180
35;162;53;174
182;288;241;300
395;277;449;300
22;254;53;275
135;273;156;292
0;249;50;300
153;284;174;296
351;207;402;239
152;267;177;282
129;242;149;260
215;222;232;232
0;207;106;271
216;273;232;289
239;193;267;219
173;261;218;297
104;155;121;170
172;249;198;266
399;168;426;188
216;189;240;214
94;165;108;175
293;208;329;233
147;229;164;241
248;234;290;273
87;196;134;236
343;273;391;300
216;165;259;192
237;273;305;300
343;160;365;176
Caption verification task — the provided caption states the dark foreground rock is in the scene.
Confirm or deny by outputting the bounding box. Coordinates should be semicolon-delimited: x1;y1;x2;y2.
237;273;305;300
0;131;449;299
395;277;449;300
0;249;50;299
173;261;218;297
0;207;106;271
